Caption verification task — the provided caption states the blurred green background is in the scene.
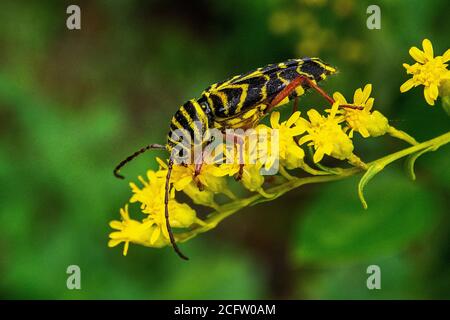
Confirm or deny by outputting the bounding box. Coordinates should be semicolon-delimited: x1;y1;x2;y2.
0;0;449;299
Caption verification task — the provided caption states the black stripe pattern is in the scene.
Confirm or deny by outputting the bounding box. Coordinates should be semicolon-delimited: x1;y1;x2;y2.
166;58;336;150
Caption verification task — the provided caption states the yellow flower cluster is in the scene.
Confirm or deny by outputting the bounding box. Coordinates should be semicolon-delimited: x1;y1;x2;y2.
110;38;450;256
109;169;204;255
334;84;387;138
108;83;418;256
400;39;450;106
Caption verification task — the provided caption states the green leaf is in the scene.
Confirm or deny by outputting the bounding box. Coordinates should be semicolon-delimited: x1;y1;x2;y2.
358;163;385;209
293;171;441;265
161;243;264;299
405;146;435;181
300;256;425;299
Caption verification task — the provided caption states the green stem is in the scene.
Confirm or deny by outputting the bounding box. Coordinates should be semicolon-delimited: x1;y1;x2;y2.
388;126;419;145
176;131;450;243
369;131;450;165
176;171;356;243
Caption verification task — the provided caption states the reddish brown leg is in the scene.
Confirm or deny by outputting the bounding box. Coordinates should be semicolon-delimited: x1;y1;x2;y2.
304;77;363;110
269;76;333;111
193;154;205;190
340;104;364;110
292;96;299;114
235;164;245;181
223;132;246;180
268;75;362;113
194;162;202;176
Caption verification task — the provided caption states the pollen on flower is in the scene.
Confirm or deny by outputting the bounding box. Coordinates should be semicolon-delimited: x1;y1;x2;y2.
297;103;355;163
400;38;450;106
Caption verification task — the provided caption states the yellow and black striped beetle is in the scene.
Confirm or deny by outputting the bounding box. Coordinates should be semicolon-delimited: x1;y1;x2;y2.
114;57;358;260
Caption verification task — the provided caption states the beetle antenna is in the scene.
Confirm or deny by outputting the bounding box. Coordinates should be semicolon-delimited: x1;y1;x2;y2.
113;143;166;179
165;158;189;260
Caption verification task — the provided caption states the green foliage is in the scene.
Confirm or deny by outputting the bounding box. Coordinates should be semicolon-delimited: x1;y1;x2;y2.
0;0;449;299
293;171;441;264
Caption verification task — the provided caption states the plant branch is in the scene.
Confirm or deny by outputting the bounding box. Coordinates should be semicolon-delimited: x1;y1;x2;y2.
176;131;450;243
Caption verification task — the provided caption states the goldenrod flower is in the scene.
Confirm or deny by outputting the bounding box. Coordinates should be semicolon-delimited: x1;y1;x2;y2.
267;111;306;170
128;167;198;227
333;84;389;138
108;205;166;256
156;157;234;198
239;162;265;192
129;170;166;213
332;84;418;145
110;41;439;257
108;202;198;255
297;103;354;163
400;38;450;105
181;182;218;209
109;167;202;255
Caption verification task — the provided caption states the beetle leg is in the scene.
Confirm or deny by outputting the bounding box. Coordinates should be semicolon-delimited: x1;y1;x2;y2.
235;164;245;181
292;96;299;114
164;158;189;260
194;154;205;190
268;76;331;111
268;75;363;113
222;131;246;179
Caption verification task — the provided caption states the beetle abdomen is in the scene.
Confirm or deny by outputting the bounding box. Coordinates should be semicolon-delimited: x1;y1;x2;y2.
201;58;336;119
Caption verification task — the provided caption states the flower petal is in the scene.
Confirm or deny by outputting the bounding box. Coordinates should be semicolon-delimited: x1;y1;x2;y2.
156;157;168;169
289;126;306;136
286;111;301;127
353;88;363;105
429;83;439;100
313;148;324;163
422;38;434;59
423;87;435;106
120;205;130;220
108;239;122;247
409;46;425;64
348;129;354;138
402;63;411;70
109;221;124;230
109;231;124;239
329;101;340;118
442;49;450;62
360;128;370;138
295;117;311;131
365;97;375;111
298;135;313;145
174;175;193;191
400;78;415;93
333;92;347;104
361;84;372;103
323;144;333;155
270;112;280;128
307;109;322;125
150;226;161;245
